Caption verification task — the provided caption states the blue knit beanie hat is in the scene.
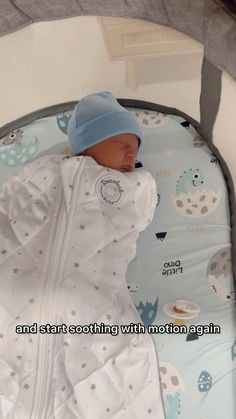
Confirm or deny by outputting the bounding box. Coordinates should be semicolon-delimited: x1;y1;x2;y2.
68;91;143;156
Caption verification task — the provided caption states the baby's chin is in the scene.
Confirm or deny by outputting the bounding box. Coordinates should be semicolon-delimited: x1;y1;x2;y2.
119;168;131;173
105;165;127;173
111;166;132;173
98;161;131;173
120;165;134;172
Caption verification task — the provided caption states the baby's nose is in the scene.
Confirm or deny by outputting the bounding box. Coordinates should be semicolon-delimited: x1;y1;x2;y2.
126;148;136;159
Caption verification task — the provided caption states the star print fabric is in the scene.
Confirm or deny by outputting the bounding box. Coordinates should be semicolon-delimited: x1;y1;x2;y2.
0;154;164;418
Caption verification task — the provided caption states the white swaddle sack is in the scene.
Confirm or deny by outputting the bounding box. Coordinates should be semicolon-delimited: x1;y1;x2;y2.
0;154;165;418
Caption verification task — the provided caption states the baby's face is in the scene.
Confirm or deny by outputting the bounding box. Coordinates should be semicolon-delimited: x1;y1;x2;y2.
79;133;139;172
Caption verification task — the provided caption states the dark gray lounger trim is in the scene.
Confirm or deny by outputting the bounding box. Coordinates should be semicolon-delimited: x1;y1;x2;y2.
0;100;235;283
200;58;222;143
199;59;236;287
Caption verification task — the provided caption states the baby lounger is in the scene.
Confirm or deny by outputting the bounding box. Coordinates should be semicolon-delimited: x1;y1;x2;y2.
0;99;235;419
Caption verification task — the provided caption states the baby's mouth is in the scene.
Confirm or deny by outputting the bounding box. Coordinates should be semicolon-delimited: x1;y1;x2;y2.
120;165;131;172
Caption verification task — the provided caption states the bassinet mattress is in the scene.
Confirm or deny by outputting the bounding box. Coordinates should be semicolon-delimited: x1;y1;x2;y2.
0;104;235;419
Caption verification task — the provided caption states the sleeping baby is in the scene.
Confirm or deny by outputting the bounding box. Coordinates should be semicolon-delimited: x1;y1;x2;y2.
56;91;163;416
63;90;158;289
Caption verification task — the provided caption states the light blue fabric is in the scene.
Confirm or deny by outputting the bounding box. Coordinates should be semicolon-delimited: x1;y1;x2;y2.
125;109;236;419
67;91;143;156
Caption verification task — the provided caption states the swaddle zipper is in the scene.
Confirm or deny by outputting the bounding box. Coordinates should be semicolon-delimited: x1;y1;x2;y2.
30;180;67;419
30;157;86;419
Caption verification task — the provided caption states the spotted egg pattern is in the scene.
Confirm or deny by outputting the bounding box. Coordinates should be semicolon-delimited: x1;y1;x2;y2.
129;109;169;127
207;247;232;279
198;370;212;392
171;189;222;218
0;137;39;167
207;247;235;301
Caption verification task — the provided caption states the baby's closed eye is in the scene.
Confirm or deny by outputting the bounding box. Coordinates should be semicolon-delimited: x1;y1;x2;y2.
117;141;125;147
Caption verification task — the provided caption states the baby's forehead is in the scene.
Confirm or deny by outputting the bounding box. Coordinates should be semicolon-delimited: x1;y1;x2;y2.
110;133;139;144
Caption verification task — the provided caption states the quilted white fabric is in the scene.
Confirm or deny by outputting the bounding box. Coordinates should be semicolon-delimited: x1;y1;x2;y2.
0;154;164;418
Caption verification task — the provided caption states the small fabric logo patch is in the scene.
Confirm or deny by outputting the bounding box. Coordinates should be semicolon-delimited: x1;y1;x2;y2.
96;175;124;206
